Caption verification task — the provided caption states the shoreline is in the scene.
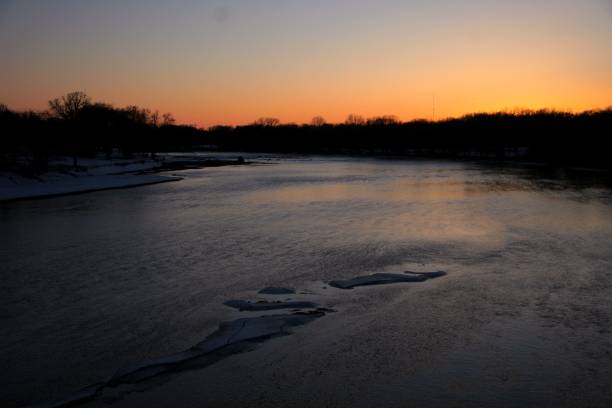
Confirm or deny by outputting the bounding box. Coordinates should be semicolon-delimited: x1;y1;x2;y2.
0;155;249;203
201;149;612;173
3;152;608;204
0;175;182;203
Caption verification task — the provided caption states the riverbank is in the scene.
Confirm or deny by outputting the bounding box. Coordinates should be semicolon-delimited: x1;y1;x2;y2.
0;155;249;202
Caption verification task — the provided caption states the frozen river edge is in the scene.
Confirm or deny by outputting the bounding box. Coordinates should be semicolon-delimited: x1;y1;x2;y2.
0;155;252;202
0;173;182;202
0;157;179;202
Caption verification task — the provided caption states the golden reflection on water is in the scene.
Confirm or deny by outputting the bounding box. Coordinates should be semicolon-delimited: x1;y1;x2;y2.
246;167;612;249
248;179;478;203
247;175;509;247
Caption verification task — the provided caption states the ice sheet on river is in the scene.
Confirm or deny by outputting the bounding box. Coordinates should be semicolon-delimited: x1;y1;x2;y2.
44;312;325;407
258;287;296;295
224;299;318;311
0;171;180;201
329;271;446;289
42;272;445;407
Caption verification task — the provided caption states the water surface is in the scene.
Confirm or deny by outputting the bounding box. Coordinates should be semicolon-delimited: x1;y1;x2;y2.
2;155;612;407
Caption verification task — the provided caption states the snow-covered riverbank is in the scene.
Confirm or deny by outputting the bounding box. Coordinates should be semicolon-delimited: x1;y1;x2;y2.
0;158;181;202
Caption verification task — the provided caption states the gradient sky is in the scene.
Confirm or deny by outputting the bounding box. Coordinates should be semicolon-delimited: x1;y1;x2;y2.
1;0;611;127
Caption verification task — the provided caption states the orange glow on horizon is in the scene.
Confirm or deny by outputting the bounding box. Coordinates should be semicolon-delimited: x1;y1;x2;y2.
1;1;610;128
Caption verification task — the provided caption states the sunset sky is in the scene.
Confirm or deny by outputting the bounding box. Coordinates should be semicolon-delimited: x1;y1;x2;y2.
1;0;611;127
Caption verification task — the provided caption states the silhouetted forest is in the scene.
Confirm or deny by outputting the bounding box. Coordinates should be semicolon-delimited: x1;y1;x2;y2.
0;92;203;173
2;92;611;173
208;110;612;170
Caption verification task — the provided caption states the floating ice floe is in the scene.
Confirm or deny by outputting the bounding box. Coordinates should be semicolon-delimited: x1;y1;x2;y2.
42;272;446;407
44;311;325;408
258;286;296;295
329;271;446;289
224;299;318;311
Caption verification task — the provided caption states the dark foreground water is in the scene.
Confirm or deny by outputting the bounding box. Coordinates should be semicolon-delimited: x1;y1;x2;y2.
2;155;612;407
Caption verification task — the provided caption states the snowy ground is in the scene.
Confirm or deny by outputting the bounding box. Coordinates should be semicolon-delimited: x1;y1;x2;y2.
0;158;181;201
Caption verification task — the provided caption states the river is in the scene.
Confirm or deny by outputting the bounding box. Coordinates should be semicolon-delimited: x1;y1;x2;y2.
2;155;612;407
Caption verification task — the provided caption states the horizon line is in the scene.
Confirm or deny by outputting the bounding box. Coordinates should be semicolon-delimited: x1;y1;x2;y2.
2;99;611;129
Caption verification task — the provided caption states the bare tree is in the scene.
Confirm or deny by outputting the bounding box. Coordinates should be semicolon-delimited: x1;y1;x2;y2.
310;116;326;126
367;115;400;126
123;106;149;124
253;117;280;127
162;112;175;126
47;92;92;168
48;91;91;120
345;114;365;125
150;110;160;127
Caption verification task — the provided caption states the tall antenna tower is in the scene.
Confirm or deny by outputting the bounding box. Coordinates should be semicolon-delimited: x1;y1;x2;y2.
432;93;436;122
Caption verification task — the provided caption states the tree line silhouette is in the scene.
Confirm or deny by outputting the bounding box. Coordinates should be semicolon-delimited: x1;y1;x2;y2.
1;92;201;173
1;92;611;173
209;110;612;170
